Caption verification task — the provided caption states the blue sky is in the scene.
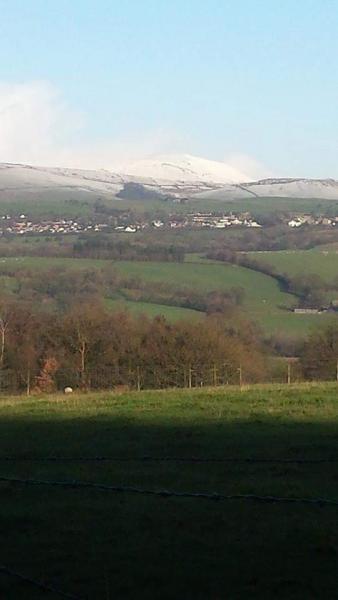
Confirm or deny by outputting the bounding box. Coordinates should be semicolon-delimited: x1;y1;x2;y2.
0;0;337;176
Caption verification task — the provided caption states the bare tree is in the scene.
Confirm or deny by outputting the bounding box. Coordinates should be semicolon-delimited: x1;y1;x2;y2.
0;296;13;370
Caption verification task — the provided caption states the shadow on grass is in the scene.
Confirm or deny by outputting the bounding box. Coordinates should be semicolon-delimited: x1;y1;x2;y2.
0;408;338;599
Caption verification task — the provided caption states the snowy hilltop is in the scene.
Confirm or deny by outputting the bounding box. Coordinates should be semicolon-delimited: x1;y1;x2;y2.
1;155;338;200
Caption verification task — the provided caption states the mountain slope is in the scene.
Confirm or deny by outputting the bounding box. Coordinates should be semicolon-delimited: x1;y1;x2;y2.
196;177;338;201
1;159;338;203
118;154;250;184
0;156;248;203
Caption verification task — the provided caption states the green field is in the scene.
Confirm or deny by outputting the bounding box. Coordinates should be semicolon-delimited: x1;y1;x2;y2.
0;190;98;218
193;194;338;217
1;254;336;335
1;384;338;598
248;249;338;285
106;298;202;321
4;188;338;219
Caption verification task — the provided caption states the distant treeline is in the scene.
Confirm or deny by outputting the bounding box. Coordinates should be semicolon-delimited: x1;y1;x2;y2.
72;238;186;262
0;236;186;262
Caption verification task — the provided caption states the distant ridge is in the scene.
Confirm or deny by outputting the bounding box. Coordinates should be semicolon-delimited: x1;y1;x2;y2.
0;157;338;200
200;177;338;201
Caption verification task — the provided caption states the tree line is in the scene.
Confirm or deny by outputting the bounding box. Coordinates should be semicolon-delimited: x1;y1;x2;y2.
0;298;264;393
1;292;338;393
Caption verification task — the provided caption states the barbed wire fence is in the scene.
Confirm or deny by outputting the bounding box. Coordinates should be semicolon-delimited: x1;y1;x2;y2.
0;564;84;599
2;474;338;507
2;357;338;596
2;467;338;598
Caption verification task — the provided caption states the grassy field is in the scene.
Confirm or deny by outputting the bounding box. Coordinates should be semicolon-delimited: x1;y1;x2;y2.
1;254;336;335
106;298;202;321
193;194;338;216
1;384;338;599
248;249;338;286
114;260;338;334
0;190;98;218
4;189;338;219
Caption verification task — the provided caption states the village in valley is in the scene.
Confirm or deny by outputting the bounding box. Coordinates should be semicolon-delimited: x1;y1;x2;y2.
2;210;338;236
0;215;110;235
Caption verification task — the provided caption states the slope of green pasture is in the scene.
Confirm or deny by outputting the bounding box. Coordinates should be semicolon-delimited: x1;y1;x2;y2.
192;194;338;216
1;254;294;310
248;249;338;285
0;255;323;334
5;186;338;220
106;298;202;321
0;255;335;335
113;193;338;218
314;241;338;251
112;260;335;335
0;189;97;218
2;385;338;599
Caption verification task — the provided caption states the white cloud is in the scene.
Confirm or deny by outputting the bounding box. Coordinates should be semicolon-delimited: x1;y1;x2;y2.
57;131;185;170
223;152;273;180
0;81;183;169
0;81;270;180
0;81;83;165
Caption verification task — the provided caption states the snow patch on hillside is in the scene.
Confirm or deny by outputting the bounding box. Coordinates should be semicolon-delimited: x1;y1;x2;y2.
1;158;338;201
117;154;250;184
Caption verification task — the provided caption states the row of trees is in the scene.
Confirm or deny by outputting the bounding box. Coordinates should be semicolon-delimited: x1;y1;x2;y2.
1;292;338;393
72;237;186;262
0;298;264;393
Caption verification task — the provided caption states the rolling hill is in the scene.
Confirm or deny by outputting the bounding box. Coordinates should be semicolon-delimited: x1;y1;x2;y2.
196;178;338;201
1;158;338;207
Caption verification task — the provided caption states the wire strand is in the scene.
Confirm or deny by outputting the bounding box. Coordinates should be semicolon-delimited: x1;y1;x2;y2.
0;564;83;599
1;454;338;464
1;475;338;507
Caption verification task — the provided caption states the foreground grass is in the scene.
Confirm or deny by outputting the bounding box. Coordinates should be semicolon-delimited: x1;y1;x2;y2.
1;384;338;598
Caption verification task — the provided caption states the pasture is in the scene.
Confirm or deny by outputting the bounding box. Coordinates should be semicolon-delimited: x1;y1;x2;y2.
0;190;96;219
0;254;336;334
3;186;338;222
106;298;202;321
248;248;338;284
192;194;338;217
1;384;338;598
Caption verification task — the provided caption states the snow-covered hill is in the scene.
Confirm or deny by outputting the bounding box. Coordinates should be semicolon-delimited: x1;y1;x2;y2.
197;177;338;201
1;157;338;201
244;178;338;199
0;155;248;200
117;154;250;184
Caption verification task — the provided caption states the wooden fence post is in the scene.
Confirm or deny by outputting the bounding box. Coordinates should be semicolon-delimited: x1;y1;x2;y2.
188;366;192;389
287;361;291;385
213;364;217;387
